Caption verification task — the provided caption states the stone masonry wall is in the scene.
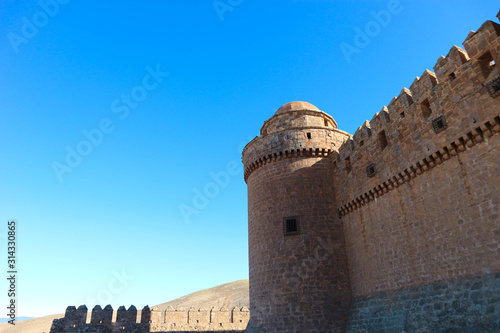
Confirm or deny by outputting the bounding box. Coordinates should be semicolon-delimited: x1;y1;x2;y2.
335;16;500;299
246;156;351;332
347;272;500;332
243;104;353;332
338;130;499;298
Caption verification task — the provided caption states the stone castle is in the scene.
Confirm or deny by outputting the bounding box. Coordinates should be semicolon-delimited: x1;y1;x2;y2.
242;12;500;332
52;12;499;333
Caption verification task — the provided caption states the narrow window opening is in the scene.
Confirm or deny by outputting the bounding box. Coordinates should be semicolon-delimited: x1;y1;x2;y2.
324;119;329;127
345;157;352;174
432;115;447;133
219;323;223;327
448;72;456;82
487;76;500;98
307;132;311;139
359;140;364;146
421;99;432;118
283;216;300;235
400;111;405;118
478;51;496;78
196;320;199;323
366;164;376;178
378;131;388;151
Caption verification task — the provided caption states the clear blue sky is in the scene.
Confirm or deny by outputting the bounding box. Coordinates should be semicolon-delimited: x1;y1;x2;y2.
0;0;497;317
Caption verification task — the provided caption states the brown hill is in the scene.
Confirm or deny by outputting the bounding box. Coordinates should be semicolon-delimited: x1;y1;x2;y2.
0;314;63;333
0;279;249;333
155;279;249;311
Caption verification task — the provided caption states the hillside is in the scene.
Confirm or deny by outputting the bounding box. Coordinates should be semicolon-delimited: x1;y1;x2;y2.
155;279;249;311
0;279;249;333
0;314;63;333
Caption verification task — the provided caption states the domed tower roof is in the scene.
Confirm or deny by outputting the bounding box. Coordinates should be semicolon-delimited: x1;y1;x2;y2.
242;101;350;182
261;101;337;135
274;101;320;115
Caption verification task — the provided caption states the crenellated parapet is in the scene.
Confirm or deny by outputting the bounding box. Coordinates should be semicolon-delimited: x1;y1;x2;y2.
334;15;500;216
50;305;249;332
51;304;150;333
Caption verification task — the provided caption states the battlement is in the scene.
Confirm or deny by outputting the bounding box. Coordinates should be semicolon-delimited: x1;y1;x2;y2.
335;16;500;215
50;305;249;332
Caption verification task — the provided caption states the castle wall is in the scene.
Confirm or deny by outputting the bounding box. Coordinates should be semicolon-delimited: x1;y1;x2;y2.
339;133;499;296
347;272;500;332
333;16;500;332
246;155;351;332
50;305;249;333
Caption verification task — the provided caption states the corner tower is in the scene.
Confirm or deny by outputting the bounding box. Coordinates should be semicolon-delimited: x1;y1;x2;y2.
242;102;352;332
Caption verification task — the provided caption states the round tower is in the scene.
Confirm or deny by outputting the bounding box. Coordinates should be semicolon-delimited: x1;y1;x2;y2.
242;101;352;332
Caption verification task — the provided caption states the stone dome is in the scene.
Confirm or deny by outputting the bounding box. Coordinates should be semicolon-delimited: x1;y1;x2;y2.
259;101;337;135
275;101;320;115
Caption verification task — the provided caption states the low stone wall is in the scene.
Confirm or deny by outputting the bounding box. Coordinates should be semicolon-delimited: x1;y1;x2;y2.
347;273;500;332
50;305;249;333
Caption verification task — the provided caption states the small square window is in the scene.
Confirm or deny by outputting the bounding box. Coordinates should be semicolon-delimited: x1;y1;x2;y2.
283;216;300;235
432;115;447;133
366;164;376;177
487;76;500;98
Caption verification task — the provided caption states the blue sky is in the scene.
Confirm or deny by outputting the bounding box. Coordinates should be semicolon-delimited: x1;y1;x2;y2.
0;0;497;317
